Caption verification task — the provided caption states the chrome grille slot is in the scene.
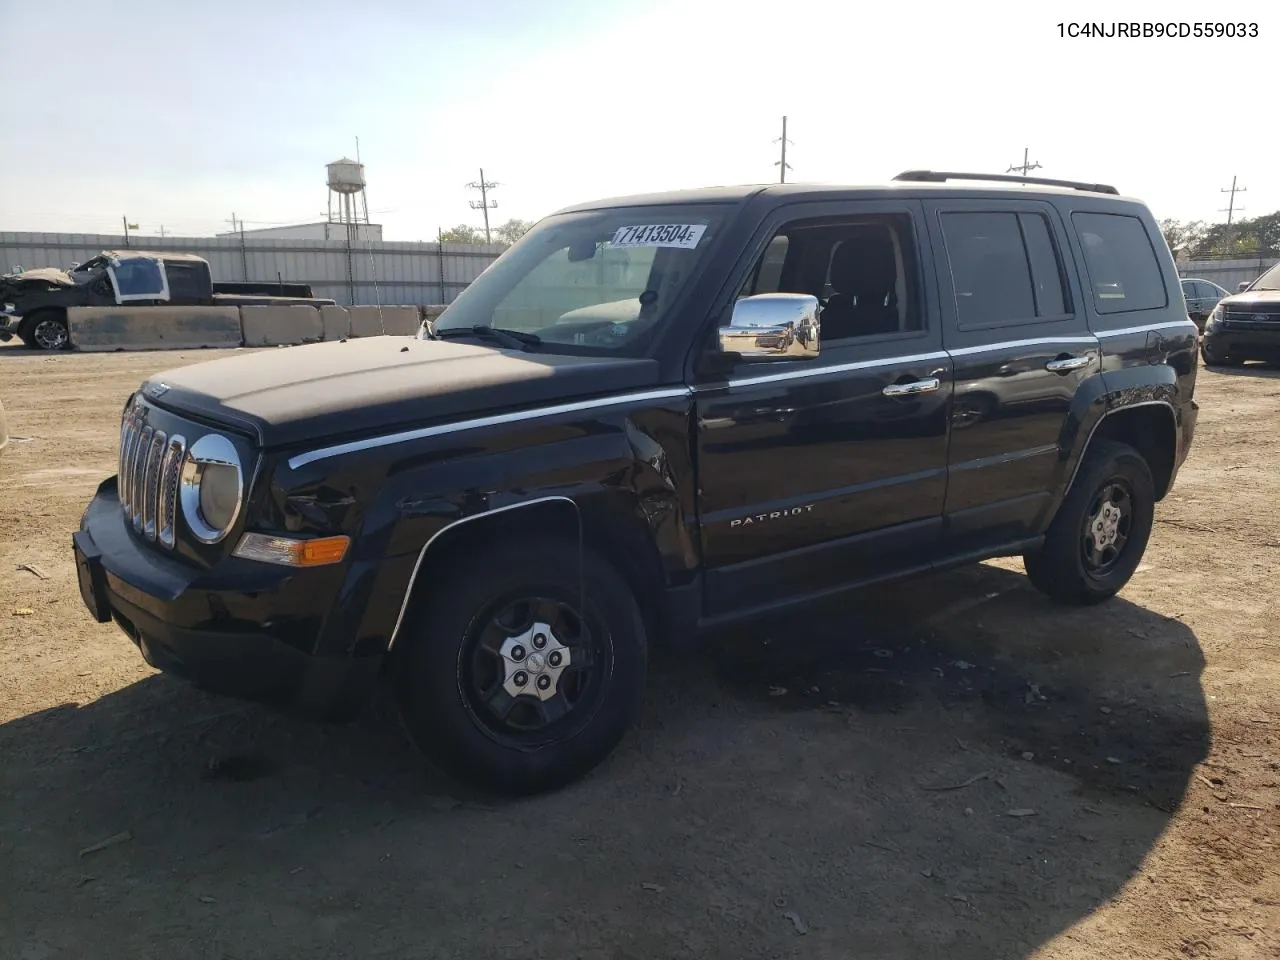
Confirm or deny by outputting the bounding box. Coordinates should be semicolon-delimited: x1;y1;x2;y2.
120;410;141;516
158;436;186;548
115;402;203;551
131;426;153;531
142;430;167;540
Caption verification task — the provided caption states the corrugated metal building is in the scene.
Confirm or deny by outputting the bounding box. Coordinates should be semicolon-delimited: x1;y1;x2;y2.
1175;256;1277;292
0;231;505;307
215;222;385;242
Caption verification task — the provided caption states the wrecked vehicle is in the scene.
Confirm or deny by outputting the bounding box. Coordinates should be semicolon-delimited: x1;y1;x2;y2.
0;251;334;350
74;173;1199;796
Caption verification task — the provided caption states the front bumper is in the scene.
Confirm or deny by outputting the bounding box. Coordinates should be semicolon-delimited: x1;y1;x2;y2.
74;478;380;720
1202;324;1280;362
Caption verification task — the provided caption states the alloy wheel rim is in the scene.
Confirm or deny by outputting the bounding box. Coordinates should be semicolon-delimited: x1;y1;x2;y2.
1081;480;1133;576
458;592;605;746
34;319;67;350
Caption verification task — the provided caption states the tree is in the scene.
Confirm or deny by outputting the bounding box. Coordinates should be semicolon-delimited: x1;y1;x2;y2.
1160;219;1208;259
494;218;534;245
438;224;486;244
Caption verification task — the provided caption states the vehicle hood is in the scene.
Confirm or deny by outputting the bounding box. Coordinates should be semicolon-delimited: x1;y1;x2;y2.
1;267;76;288
1222;289;1280;308
142;335;661;449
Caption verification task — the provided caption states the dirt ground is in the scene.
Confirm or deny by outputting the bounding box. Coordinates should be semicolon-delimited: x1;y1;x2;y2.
1;342;1277;960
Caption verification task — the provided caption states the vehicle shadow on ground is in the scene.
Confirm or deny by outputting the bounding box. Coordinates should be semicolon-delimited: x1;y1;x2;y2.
1203;360;1280;379
0;563;1207;959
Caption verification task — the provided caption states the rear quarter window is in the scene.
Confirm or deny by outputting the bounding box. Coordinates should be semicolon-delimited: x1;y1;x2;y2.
1071;212;1168;314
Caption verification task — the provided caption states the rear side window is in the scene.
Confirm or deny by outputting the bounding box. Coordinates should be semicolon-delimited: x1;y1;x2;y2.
940;211;1069;330
1072;213;1168;314
164;263;205;300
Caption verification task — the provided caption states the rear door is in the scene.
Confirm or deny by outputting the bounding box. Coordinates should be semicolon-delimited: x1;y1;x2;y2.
923;199;1100;556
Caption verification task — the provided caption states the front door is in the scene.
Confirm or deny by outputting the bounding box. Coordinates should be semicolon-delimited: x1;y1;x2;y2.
692;200;953;618
923;200;1101;555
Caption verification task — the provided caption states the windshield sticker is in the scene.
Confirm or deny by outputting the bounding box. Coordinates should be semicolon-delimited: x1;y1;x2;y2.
610;224;706;249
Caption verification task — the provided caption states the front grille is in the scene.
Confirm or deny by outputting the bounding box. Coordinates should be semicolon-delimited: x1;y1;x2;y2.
118;403;185;548
1225;309;1280;323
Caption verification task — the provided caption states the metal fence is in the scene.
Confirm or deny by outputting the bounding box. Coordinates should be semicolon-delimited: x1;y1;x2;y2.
1176;256;1277;291
0;231;506;307
6;230;1275;309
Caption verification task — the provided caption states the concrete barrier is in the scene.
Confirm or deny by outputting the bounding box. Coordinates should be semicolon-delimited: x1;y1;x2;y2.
239;304;324;347
349;305;421;338
320;305;351;341
422;304;448;321
68;306;243;352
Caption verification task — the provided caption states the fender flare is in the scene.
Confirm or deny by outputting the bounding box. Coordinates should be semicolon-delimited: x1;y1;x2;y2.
385;495;581;651
1063;397;1178;500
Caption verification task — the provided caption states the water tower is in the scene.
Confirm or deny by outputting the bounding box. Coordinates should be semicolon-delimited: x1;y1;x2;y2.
326;157;370;237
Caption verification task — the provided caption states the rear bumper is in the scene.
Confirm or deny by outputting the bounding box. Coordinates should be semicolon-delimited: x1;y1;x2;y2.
74;478;381;720
1176;399;1199;475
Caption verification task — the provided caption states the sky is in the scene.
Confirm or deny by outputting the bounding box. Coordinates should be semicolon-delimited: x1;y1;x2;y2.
1;0;1274;242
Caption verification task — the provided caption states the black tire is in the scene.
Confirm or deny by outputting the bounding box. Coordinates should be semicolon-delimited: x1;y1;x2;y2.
20;310;71;351
393;535;647;795
1023;440;1155;605
1201;345;1241;367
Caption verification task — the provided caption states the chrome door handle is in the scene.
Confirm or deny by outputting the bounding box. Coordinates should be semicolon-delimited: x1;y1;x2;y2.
882;377;941;398
1045;355;1092;373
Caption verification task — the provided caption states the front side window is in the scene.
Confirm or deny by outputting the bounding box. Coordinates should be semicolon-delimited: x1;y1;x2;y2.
434;204;726;355
1072;212;1168;313
740;214;923;341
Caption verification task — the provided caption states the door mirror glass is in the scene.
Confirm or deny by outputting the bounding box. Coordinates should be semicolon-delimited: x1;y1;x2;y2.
718;293;820;360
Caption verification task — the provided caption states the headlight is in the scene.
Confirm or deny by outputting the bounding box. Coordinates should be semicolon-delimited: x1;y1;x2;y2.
1205;304;1224;331
180;433;243;543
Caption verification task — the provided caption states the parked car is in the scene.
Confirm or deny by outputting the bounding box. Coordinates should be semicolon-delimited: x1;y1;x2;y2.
1200;260;1280;365
1180;277;1230;330
0;251;332;350
73;171;1199;795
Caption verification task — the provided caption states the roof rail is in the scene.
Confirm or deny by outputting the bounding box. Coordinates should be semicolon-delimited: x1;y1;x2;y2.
892;170;1120;195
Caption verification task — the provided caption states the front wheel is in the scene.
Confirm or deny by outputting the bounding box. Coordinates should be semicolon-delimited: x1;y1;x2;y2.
393;535;648;795
1023;440;1155;605
21;311;71;351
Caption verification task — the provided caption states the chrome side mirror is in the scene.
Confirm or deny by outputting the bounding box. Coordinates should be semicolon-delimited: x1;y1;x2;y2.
718;293;820;360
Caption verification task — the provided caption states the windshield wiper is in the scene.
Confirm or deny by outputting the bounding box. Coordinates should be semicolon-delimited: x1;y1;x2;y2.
434;325;541;352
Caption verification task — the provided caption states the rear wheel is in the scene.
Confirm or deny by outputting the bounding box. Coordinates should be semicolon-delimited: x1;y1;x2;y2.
393;535;647;795
1023;440;1155;605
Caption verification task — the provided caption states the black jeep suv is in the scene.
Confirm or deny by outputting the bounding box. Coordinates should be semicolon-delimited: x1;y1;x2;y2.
73;171;1199;795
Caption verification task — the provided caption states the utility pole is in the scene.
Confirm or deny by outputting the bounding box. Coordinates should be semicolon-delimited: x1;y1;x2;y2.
467;168;499;244
227;212;249;280
1220;175;1247;227
774;116;793;183
122;215;135;247
1007;147;1042;177
158;225;166;238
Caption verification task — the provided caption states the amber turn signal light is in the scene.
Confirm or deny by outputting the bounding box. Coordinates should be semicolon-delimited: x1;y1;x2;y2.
232;533;350;567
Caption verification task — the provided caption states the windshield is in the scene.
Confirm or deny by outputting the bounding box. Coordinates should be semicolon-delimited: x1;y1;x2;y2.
434;204;727;354
1250;262;1280;292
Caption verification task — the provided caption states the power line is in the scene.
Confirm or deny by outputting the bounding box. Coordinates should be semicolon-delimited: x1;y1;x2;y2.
467;168;499;244
1007;147;1042;177
1219;175;1247;226
773;116;793;183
